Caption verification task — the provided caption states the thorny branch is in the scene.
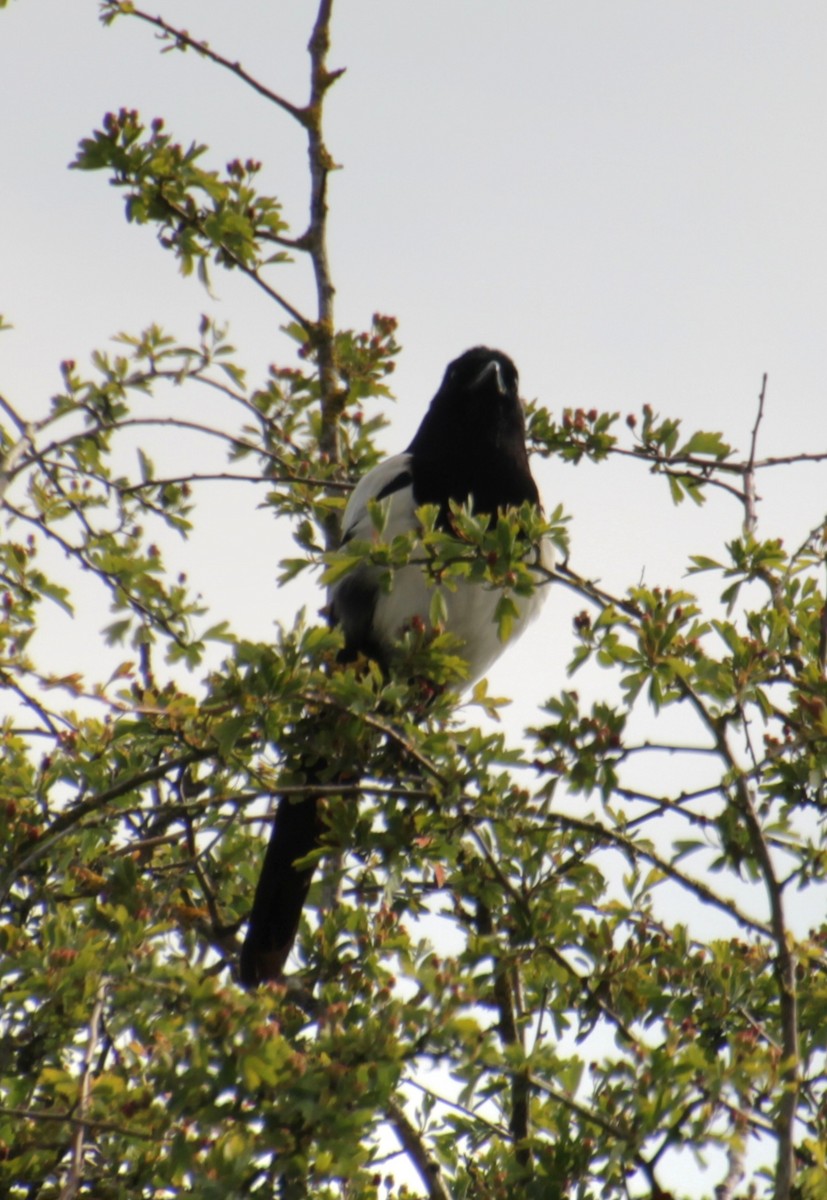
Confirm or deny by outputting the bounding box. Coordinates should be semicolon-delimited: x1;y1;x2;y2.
306;0;346;539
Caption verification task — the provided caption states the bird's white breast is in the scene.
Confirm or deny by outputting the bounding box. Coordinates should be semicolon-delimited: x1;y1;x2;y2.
333;454;551;685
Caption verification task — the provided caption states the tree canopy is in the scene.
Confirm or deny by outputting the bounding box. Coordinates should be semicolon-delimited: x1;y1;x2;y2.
1;4;826;1198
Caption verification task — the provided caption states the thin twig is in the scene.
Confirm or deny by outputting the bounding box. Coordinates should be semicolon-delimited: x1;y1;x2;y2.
754;450;827;468
298;689;448;784
714;1137;747;1200
543;810;771;938
406;1078;510;1140
306;0;345;545
59;978;107;1200
120;6;307;123
118;470;353;496
549;562;643;620
0;391;29;437
155;192;313;330
744;373;768;534
0;399;35;501
0;670;68;737
0;1105;153;1140
0;746;214;903
19;411;294;484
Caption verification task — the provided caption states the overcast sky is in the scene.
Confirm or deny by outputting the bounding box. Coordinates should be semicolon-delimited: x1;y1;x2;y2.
2;3;825;661
3;4;826;1192
2;0;826;865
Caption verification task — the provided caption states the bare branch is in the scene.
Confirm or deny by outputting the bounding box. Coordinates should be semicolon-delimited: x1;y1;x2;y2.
754;450;827;468
306;0;346;544
59;978;107;1200
714;1137;747;1200
0;391;30;437
0;1105;153;1141
120;7;307;123
744;373;768;534
117;471;353;496
386;1097;452;1200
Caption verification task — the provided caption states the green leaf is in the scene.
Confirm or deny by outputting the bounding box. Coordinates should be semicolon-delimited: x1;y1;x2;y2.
678;429;732;459
429;587;448;630
320;553;363;587
494;594;519;642
666;474;685;505
214;714;248;757
688;554;723;573
137;447;154;482
36;578;74;615
102;617;132;644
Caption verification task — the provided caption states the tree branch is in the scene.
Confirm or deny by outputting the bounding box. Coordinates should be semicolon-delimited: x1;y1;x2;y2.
116;6;307;123
0;746;214;904
744;373;768;534
0;393;35;501
543;811;771;939
0;1105;153;1140
306;0;345;542
59;978;107;1200
117;470;353;496
475;899;530;1167
386;1097;452;1200
673;677;798;1199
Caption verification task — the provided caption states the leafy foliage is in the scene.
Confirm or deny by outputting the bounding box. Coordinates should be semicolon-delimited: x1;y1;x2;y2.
1;4;826;1199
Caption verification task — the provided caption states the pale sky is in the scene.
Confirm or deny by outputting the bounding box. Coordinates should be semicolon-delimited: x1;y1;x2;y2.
2;5;826;1193
2;2;825;667
2;0;824;751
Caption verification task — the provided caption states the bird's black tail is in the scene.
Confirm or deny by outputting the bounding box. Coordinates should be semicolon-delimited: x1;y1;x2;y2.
239;793;322;987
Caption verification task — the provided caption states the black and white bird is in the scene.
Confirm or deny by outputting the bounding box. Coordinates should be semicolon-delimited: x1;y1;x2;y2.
240;346;551;986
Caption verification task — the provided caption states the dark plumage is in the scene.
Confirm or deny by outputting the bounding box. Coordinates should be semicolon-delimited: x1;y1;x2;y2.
239;347;550;986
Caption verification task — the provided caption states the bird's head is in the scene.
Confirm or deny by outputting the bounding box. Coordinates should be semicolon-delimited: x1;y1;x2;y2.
408;347;525;457
438;346;520;413
406;345;539;516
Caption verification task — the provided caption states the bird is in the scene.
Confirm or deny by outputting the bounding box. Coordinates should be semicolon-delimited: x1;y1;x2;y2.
239;346;551;986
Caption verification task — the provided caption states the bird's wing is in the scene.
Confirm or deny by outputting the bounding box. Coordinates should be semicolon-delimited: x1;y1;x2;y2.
339;452;415;545
331;450;550;680
329;453;418;663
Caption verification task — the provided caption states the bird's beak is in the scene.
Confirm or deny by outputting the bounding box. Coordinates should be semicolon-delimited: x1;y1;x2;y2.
472;359;507;396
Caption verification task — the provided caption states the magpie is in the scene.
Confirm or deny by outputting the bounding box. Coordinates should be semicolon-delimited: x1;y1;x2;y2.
239;346;551;986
